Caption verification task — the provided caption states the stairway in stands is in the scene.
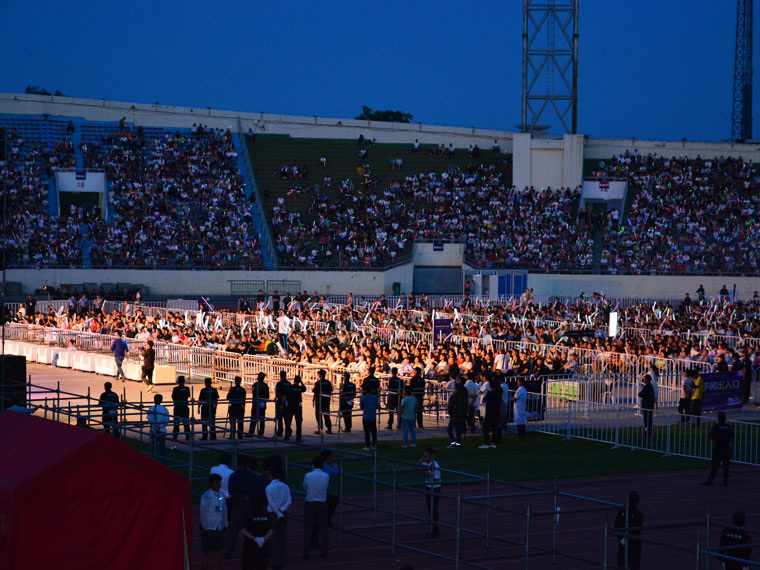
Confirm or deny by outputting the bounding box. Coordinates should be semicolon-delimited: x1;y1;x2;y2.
232;133;274;269
72;119;84;168
592;228;604;274
80;222;92;269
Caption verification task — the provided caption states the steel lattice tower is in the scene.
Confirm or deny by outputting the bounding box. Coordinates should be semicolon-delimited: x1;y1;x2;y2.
732;0;753;142
521;0;579;134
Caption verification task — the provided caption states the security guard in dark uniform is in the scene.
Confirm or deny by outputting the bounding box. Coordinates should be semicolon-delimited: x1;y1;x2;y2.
171;375;192;440
614;490;643;570
313;369;333;434
99;381;120;438
249;372;270;437
361;366;380;395
339;372;356;433
284;374;306;441
198;377;219;440
704;411;735;486
385;368;402;429
274;371;291;437
410;368;426;428
719;511;752;570
227;375;247;440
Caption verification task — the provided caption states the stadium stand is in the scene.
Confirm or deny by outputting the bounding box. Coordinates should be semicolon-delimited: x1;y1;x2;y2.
592;151;760;275
247;134;514;268
81;122;262;269
0;116;82;268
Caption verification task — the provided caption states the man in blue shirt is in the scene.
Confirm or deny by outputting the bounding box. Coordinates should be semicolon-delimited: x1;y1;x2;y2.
110;331;129;381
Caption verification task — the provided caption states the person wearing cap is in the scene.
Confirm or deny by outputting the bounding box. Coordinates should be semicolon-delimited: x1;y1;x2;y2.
719;511;752;570
614;491;643;570
704;411;734;486
249;372;269;438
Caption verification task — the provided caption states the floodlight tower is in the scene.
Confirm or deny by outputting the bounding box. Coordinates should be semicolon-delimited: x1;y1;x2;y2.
732;0;753;142
521;0;579;134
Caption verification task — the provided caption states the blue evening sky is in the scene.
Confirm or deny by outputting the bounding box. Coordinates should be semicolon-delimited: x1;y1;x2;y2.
0;0;750;141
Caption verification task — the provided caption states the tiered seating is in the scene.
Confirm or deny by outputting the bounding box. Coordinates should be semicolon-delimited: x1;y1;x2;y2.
0;116;81;268
82;124;262;269
249;135;512;267
594;152;760;275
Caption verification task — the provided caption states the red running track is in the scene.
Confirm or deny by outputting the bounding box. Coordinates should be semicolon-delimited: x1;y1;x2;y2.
191;465;760;569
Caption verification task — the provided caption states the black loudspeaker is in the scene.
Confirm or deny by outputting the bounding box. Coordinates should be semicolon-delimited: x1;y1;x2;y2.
0;355;27;411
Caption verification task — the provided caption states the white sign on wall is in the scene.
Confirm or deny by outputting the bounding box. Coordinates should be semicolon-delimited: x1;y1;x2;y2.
55;171;106;193
581;179;627;201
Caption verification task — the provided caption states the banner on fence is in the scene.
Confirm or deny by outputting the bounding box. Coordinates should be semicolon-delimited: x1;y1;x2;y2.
701;371;744;411
432;318;452;348
546;381;580;400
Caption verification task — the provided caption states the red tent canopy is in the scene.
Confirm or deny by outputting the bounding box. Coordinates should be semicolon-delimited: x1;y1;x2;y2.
0;413;191;570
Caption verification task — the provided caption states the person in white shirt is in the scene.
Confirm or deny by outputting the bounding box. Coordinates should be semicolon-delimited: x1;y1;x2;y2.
493;348;508;373
265;464;291;570
420;448;442;539
147;394;170;463
513;378;528;439
464;375;479;433
210;453;234;500
302;455;330;559
277;313;291;353
200;473;228;570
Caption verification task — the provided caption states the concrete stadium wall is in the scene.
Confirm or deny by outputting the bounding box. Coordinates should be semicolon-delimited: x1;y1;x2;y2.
527;273;760;300
10;266;760;300
512;133;584;190
8;264;415;297
0;92;515;152
584;137;760;163
413;242;464;266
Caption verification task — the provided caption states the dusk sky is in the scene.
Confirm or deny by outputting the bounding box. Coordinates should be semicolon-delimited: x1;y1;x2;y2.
1;0;751;141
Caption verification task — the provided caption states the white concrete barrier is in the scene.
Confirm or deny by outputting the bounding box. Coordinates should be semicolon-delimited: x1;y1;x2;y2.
94;355;118;376
55;351;72;368
21;344;38;362
36;346;57;364
72;352;94;373
124;361;142;381
153;365;176;385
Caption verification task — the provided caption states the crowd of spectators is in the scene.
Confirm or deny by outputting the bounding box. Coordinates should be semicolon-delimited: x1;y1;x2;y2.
1;127;82;268
269;160;591;270
84;125;262;269
596;152;760;274
12;288;760;390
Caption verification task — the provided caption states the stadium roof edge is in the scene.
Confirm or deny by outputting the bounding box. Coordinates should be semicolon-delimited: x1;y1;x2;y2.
0;91;518;149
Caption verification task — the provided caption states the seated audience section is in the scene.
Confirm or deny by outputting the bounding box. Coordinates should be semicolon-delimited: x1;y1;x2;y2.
0;116;81;268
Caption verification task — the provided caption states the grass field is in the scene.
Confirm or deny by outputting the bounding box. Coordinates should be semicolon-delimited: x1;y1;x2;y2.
125;432;708;498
